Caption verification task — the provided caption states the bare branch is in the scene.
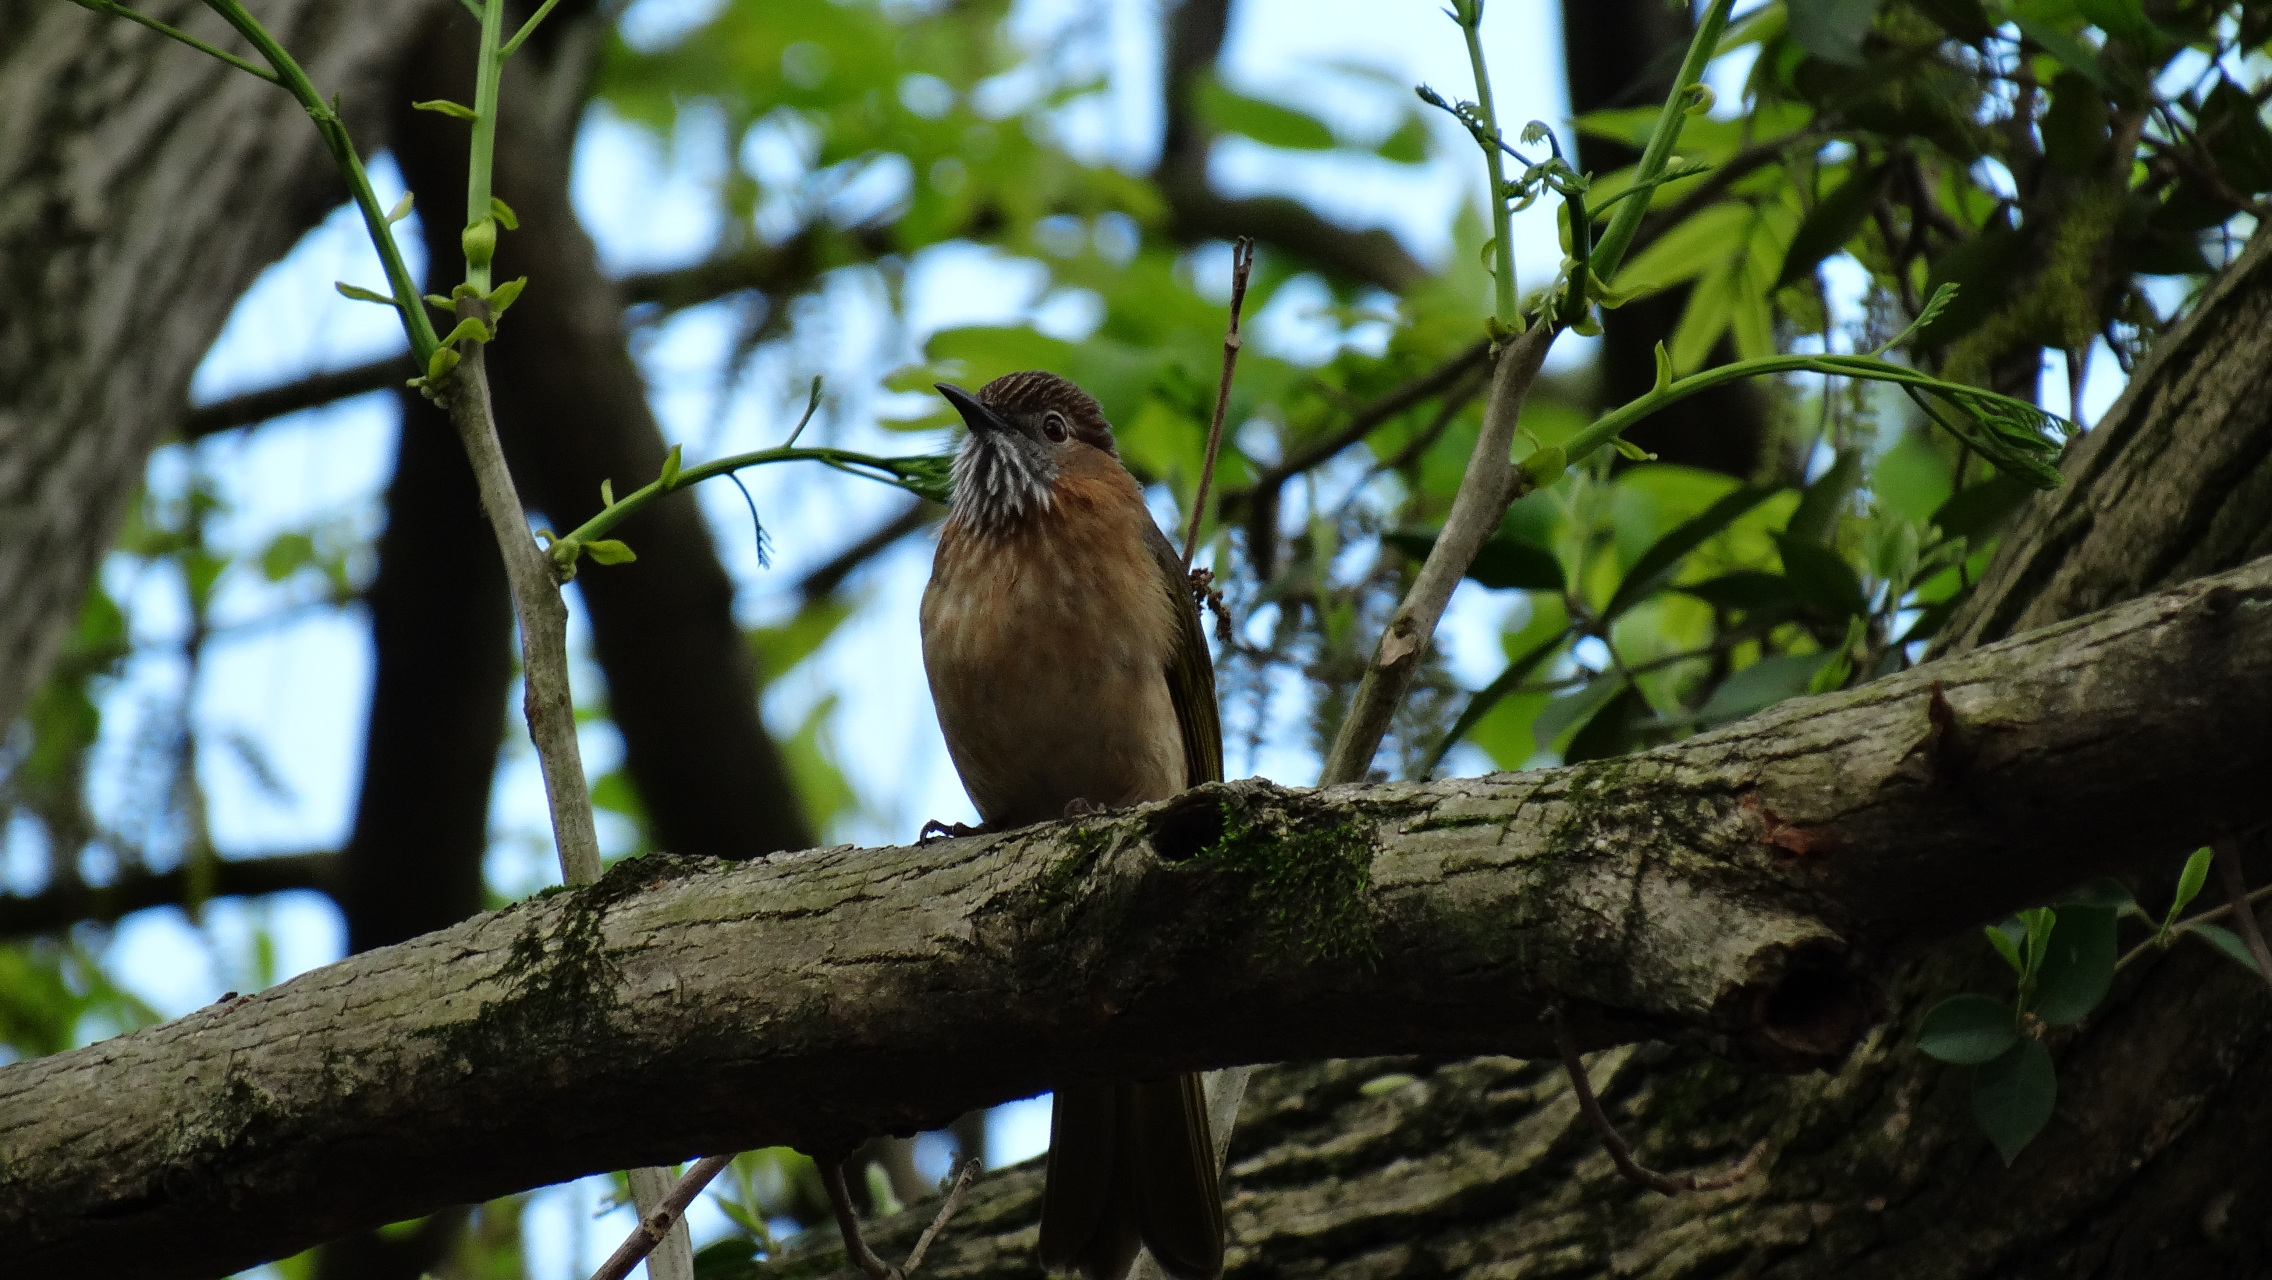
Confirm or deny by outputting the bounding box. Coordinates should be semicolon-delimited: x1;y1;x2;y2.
1319;324;1552;785
1183;237;1256;569
0;851;340;940
2213;835;2272;997
587;1155;733;1280
1547;1007;1765;1195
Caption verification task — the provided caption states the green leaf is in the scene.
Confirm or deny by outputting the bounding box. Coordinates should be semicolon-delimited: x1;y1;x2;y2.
385;192;415;224
1689;652;1831;726
2020;905;2058;978
2185;922;2262;974
411;98;479;121
2170;847;2214;921
259;532;318;582
489;196;519;230
1909;383;2070;491
584;538;637;565
1424;625;1574;775
749;598;854;680
2034;906;2116;1026
2007;11;2109;88
1911;0;1993;39
1786;450;1862;546
334;282;400;307
1972;1038;2056;1165
1600;485;1784;623
1382;527;1565;593
424;347;461;382
1533;671;1627;754
1374;115;1430;164
1776;163;1887;289
1676;570;1792;612
1912;216;2026;348
2197;79;2272;194
693;1236;762;1280
1564;684;1654;763
486;276;527;318
1918;993;2019;1064
438;317;491;347
599;478;616;507
1196;75;1336;150
1984;923;2025;975
1788;0;1880;66
1931;473;2034;542
659;443;683;488
1774;535;1869;621
1612;203;1753;299
2061;877;2136;912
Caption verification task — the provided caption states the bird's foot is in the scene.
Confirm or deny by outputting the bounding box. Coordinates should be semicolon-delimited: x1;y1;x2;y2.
1062;797;1103;819
919;819;985;844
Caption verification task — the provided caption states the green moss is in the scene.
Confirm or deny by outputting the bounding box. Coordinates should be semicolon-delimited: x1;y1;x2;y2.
414;867;644;1066
1406;810;1506;833
1038;821;1116;905
1203;798;1379;965
1548;757;1634;853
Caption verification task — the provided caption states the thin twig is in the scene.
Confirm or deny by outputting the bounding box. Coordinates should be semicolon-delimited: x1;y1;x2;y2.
1547;1008;1766;1195
2113;880;2272;972
819;1153;984;1280
1182;237;1256;571
2214;836;2272;997
823;1158;901;1280
586;1155;735;1280
902;1159;982;1275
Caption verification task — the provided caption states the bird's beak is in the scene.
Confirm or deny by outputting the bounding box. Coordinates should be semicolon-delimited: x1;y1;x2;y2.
937;382;1014;436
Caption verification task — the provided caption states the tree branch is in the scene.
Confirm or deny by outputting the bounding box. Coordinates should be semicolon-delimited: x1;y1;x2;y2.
9;553;2272;1274
0;851;340;940
1320;325;1552;784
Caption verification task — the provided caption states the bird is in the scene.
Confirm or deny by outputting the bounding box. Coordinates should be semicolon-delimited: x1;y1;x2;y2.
919;371;1226;1280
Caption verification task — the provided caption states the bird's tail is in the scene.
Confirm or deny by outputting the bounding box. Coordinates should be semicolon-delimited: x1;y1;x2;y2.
1037;1074;1224;1280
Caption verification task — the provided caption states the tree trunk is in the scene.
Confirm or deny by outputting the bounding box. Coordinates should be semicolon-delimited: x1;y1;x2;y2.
0;0;431;732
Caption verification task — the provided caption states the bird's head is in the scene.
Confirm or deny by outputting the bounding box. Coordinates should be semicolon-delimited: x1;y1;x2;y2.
936;371;1118;532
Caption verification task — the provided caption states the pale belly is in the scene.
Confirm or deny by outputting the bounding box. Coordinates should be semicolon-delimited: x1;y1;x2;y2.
921;544;1185;829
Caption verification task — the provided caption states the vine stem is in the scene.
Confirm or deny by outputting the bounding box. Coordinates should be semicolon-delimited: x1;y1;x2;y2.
1588;0;1735;281
1455;1;1517;329
197;0;439;359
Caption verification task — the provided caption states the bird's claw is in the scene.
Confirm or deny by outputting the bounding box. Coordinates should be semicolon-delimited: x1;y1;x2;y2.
919;819;983;844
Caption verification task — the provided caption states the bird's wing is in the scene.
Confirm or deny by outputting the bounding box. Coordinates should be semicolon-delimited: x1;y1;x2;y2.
1144;523;1222;787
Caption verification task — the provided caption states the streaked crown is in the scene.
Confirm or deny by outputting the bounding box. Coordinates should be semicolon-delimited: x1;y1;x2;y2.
941;371;1117;533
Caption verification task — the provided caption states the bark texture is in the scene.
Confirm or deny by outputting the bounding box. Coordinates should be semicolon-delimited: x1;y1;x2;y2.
0;0;431;732
5;547;2271;1273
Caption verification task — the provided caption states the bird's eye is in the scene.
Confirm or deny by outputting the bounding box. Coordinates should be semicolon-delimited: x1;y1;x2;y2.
1042;412;1069;442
